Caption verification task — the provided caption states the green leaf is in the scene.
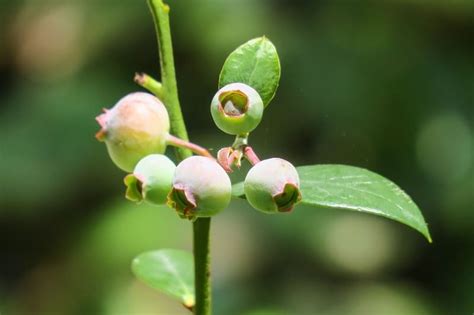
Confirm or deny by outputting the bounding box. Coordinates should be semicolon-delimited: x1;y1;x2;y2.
219;36;281;107
232;165;431;242
132;249;195;307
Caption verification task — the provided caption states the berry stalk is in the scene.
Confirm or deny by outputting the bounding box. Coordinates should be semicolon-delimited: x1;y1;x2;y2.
166;134;214;159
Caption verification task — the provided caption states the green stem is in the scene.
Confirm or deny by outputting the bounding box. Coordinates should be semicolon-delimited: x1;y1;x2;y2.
232;133;249;149
134;72;164;99
148;1;212;314
193;217;212;315
148;0;189;159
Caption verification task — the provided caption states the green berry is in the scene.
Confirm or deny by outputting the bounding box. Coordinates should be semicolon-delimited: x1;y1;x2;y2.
168;156;231;220
96;92;170;172
244;158;302;213
210;83;264;135
124;154;176;205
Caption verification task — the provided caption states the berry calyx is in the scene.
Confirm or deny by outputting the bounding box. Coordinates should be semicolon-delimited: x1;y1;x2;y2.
210;83;264;135
244;158;302;213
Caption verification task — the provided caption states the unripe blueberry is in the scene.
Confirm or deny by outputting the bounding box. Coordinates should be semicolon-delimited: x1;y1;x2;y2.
210;83;264;135
124;154;176;205
168;156;232;220
96;92;170;172
244;158;302;213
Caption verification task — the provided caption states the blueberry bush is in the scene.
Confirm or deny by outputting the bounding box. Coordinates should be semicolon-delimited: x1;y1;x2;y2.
96;1;431;314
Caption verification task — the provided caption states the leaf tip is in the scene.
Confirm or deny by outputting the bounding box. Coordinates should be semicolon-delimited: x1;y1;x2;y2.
182;294;195;309
257;35;276;47
424;229;433;244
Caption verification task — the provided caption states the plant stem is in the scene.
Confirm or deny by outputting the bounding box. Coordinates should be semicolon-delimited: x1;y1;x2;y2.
193;217;211;315
231;133;249;149
148;1;212;314
134;72;164;99
148;0;189;160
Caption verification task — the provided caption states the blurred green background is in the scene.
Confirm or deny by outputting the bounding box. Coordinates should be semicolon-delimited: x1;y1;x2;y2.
0;0;473;314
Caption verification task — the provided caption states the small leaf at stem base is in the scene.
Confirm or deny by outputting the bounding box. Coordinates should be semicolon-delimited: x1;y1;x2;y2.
132;249;195;307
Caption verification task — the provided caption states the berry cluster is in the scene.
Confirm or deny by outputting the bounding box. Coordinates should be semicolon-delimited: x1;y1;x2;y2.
96;83;301;220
